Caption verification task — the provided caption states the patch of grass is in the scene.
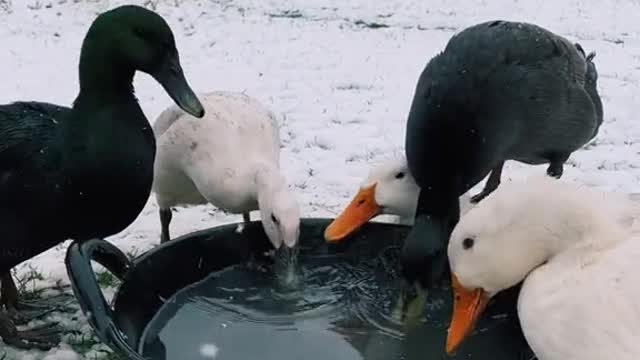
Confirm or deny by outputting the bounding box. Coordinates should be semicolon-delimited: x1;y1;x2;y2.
68;335;100;354
103;353;124;360
14;265;46;301
68;334;123;360
92;247;141;289
125;247;141;261
95;271;121;289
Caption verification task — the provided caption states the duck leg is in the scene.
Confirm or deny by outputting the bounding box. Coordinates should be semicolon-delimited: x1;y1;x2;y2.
2;273;44;323
0;274;63;350
546;153;569;179
235;212;251;234
159;208;172;243
0;312;62;350
1;273;72;324
470;161;504;203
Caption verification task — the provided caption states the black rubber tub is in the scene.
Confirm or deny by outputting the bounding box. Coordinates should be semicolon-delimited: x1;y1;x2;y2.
65;218;533;360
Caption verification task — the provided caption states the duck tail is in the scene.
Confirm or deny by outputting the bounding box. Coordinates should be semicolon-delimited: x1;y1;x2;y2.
574;42;586;57
585;52;598;83
574;42;597;63
575;41;598;83
582;47;603;136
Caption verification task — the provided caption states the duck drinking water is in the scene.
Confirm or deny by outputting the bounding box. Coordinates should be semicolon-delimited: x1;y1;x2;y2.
400;20;603;315
446;176;640;359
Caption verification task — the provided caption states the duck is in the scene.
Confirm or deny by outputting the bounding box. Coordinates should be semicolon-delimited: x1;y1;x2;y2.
323;156;473;242
0;5;204;350
401;20;604;301
445;176;640;359
152;91;300;253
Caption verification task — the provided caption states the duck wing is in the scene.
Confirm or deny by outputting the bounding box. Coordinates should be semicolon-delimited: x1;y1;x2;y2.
444;21;587;86
0;101;68;161
407;21;599;191
0;101;71;268
521;236;640;360
0;101;70;215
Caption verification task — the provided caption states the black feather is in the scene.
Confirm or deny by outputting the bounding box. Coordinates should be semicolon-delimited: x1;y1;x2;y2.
403;20;603;287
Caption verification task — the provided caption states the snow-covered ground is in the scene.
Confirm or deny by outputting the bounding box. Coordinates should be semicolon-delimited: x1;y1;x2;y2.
1;0;640;358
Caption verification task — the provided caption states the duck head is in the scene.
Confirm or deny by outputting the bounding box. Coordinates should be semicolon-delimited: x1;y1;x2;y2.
81;5;204;118
257;170;301;254
445;176;618;354
324;158;420;242
445;186;539;354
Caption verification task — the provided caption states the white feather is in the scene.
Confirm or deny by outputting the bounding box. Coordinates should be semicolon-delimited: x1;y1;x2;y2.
448;175;640;360
152;91;300;249
359;156;473;224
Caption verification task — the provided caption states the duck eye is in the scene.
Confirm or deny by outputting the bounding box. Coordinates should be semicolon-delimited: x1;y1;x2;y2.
395;172;405;179
462;238;475;250
271;213;279;224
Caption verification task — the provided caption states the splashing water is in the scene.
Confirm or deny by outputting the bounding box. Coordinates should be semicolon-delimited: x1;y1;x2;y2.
273;245;301;290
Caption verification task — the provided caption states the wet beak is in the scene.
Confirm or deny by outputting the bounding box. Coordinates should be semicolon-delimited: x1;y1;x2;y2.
152;54;205;118
324;184;382;243
446;273;490;354
274;243;301;289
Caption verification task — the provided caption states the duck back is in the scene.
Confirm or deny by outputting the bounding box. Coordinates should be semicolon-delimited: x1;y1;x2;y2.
519;235;640;360
153;92;280;211
406;20;601;193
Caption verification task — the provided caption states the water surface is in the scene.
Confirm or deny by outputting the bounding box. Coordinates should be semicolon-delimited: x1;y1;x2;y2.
140;245;527;360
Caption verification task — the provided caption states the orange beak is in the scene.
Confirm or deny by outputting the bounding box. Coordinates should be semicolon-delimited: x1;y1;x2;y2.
324;184;382;243
446;273;491;355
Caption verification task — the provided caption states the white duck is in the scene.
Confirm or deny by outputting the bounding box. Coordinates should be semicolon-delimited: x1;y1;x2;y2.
445;175;640;360
324;157;473;242
152;91;300;251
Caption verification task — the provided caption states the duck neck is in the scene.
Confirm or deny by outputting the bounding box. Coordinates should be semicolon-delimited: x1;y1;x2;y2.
539;207;623;266
75;38;136;104
254;163;284;198
254;163;289;214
